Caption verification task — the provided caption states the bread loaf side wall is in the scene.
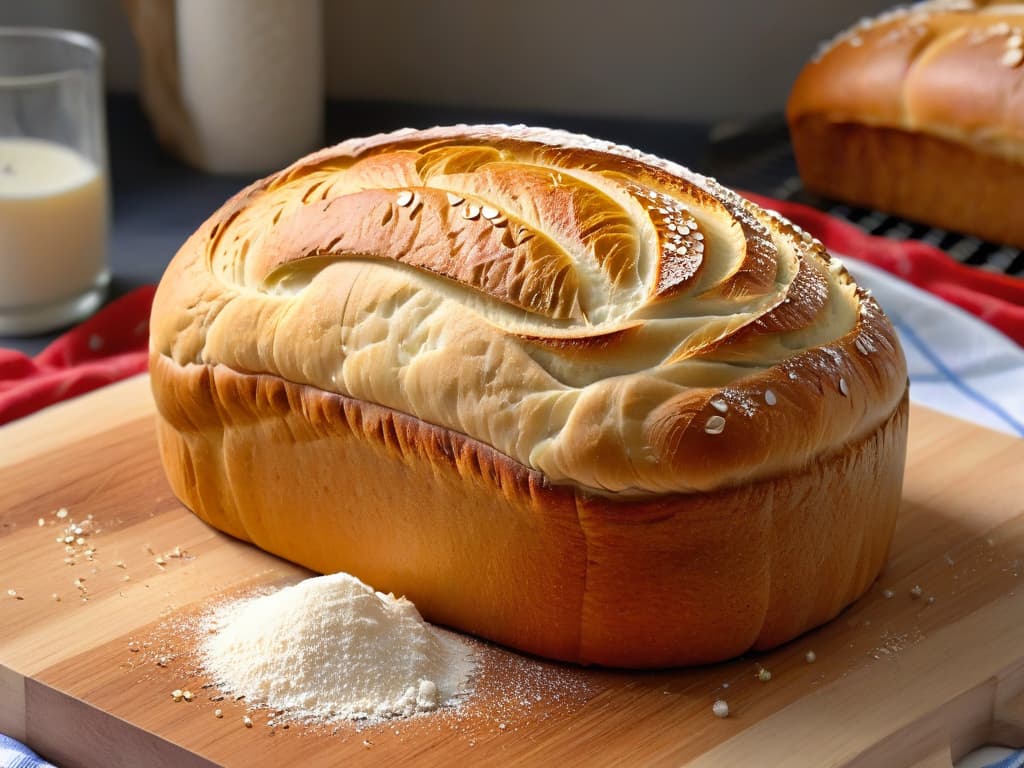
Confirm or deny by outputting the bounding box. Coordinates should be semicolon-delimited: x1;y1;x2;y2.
153;355;907;667
790;116;1024;248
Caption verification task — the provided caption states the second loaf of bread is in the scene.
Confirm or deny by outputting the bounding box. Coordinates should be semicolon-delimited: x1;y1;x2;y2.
788;0;1024;247
150;125;908;667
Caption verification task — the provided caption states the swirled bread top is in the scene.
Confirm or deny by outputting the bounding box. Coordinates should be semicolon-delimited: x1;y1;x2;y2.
150;125;906;495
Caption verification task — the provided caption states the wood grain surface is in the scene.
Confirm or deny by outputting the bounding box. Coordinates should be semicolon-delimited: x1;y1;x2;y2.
1;374;1023;767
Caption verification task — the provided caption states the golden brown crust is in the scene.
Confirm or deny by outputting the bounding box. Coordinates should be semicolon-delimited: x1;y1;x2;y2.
258;187;586;321
788;1;1024;245
153;355;908;668
150;124;907;495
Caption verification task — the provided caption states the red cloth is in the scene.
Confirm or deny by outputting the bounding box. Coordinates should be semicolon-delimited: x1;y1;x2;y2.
0;286;154;425
1;196;1022;425
744;193;1024;346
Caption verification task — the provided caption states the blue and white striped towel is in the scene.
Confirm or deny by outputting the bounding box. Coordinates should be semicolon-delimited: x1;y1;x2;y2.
844;257;1024;438
962;747;1024;768
0;735;54;768
989;751;1024;768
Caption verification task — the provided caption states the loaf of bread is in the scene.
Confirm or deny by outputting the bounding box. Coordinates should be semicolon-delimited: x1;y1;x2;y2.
788;0;1024;247
150;125;908;668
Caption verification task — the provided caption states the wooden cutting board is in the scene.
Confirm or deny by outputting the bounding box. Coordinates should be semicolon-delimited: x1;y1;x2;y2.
2;375;1023;768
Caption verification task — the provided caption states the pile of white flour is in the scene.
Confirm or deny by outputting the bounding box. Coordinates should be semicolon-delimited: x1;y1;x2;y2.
201;572;476;722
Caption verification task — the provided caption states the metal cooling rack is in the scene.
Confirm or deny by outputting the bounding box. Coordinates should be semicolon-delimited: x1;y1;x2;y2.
706;118;1024;277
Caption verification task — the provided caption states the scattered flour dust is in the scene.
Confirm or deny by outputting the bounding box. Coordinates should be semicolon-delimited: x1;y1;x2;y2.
200;572;475;723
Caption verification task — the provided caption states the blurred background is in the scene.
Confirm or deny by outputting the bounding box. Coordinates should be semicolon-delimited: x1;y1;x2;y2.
1;0;893;122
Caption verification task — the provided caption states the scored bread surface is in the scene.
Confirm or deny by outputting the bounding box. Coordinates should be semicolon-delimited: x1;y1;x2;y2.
150;124;906;496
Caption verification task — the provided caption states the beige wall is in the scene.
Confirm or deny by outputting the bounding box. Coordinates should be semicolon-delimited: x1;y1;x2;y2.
0;0;140;91
321;0;894;120
0;0;894;120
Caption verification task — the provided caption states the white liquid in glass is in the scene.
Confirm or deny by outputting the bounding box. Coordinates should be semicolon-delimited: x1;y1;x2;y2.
0;137;107;310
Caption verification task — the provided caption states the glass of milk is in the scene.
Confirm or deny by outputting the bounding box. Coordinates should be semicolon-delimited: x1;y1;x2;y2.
0;28;108;335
